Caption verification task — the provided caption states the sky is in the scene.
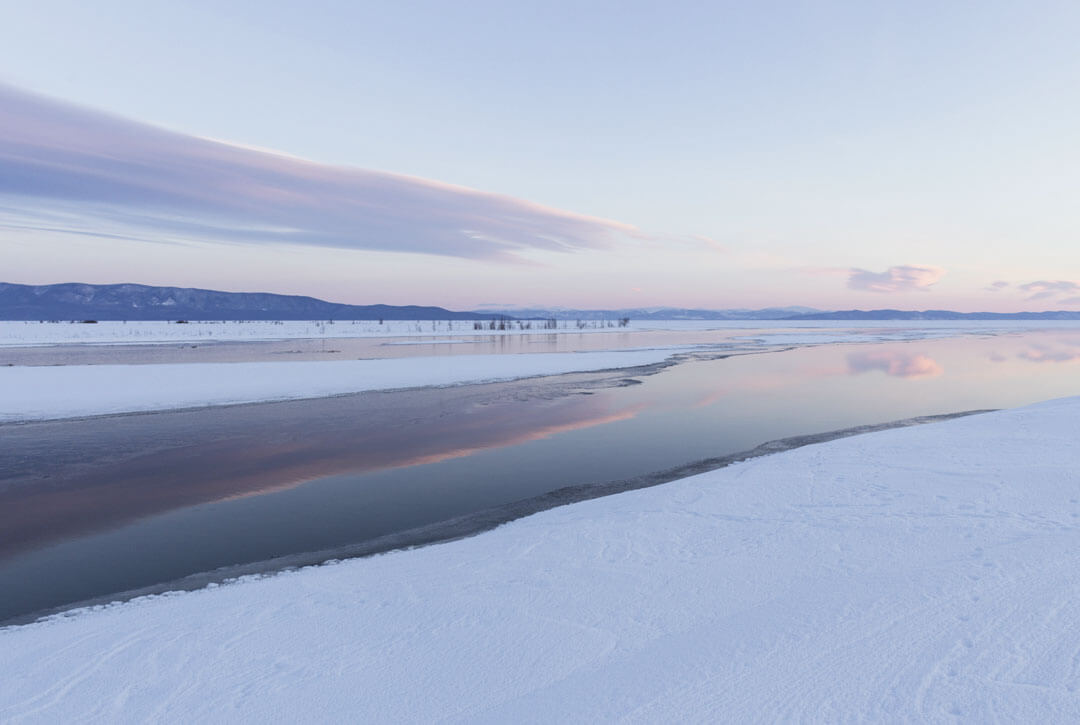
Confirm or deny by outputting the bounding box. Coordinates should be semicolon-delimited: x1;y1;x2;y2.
2;0;1079;311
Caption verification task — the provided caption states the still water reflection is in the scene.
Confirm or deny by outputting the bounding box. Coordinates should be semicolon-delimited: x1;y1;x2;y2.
2;329;1079;623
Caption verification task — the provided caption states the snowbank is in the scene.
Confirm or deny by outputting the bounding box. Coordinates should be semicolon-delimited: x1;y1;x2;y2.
0;349;677;423
3;397;1080;722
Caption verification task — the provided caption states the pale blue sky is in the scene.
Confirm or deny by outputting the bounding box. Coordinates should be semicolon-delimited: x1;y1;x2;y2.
2;0;1079;309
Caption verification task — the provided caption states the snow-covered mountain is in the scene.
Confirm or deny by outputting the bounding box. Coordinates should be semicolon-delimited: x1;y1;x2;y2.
0;283;490;321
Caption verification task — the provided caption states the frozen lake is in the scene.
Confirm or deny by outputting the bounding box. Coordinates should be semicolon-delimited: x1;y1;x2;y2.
2;325;1080;623
0;318;1023;365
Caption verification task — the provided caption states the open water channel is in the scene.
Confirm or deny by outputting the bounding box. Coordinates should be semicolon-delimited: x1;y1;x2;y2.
2;326;1079;624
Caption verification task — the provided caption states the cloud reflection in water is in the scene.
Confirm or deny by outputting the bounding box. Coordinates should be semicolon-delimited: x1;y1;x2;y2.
847;350;944;379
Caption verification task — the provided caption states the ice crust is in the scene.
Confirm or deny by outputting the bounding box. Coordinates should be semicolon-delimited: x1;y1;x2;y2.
0;350;679;423
0;318;1065;347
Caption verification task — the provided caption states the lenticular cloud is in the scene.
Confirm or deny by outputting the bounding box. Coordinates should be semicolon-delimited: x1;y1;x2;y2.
0;84;638;260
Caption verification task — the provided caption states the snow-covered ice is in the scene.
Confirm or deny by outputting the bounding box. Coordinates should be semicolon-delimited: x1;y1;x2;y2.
0;349;680;423
2;318;1075;347
1;319;652;346
5;318;1078;423
3;397;1080;722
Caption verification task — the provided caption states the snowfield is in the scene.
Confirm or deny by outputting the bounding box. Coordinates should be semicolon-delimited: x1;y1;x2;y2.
0;319;655;346
5;319;1077;423
0;349;681;423
1;318;1072;347
3;397;1080;722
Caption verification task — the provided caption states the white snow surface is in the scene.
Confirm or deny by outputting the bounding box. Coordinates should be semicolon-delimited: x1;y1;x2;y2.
1;319;649;346
3;397;1080;722
2;318;1075;347
0;349;678;423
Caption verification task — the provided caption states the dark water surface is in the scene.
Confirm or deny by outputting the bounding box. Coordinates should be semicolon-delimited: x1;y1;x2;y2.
2;329;1079;624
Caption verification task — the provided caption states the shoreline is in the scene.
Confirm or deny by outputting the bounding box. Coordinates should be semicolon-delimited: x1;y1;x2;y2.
7;324;1080;627
3;396;1078;720
0;348;695;424
0;318;1063;425
1;406;992;628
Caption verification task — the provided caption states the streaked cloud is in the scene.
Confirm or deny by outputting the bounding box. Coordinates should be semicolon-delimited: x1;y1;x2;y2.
688;234;727;253
847;265;945;293
0;84;642;260
1018;280;1080;302
985;280;1009;292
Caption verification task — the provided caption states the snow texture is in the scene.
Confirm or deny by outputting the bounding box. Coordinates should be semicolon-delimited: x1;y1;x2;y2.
3;397;1080;722
1;320;650;346
1;319;1070;347
0;349;679;423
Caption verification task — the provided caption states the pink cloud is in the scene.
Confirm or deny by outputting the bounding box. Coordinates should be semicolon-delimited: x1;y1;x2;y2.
847;265;945;293
690;234;727;253
847;350;944;378
1018;280;1080;302
1018;344;1080;363
0;83;641;261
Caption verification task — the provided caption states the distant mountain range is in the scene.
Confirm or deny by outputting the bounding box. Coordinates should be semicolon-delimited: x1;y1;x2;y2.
0;283;490;321
3;283;1080;321
785;309;1080;321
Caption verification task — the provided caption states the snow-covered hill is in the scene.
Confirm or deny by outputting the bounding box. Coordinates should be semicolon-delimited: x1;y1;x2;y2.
0;282;489;321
